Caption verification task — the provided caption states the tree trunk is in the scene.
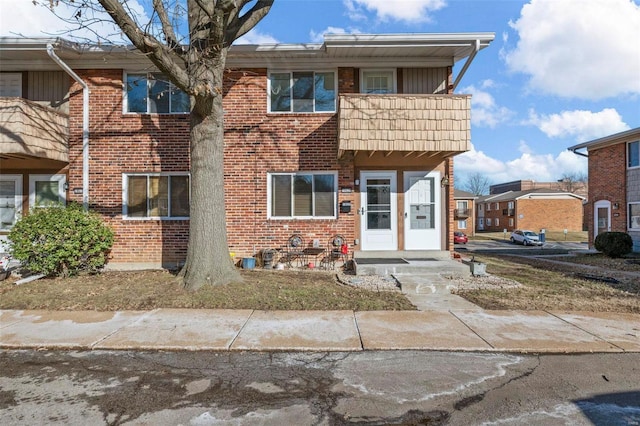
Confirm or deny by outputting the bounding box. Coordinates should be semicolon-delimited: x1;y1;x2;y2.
180;57;241;291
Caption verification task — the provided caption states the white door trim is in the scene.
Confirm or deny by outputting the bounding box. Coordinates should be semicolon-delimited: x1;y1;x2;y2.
360;171;397;251
593;199;611;240
404;171;440;250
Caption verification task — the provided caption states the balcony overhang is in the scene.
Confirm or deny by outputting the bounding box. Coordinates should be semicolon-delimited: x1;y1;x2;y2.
338;94;471;159
0;98;69;163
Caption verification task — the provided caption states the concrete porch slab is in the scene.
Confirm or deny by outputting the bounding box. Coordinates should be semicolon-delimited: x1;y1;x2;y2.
95;309;253;351
550;311;640;352
355;311;492;351
451;310;623;353
231;310;362;351
0;310;147;349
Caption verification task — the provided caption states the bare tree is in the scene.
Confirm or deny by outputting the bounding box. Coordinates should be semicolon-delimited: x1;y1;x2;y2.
49;0;274;290
556;172;588;194
460;172;491;196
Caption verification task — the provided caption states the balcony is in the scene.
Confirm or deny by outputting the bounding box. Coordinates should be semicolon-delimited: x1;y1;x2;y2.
0;98;69;163
338;94;471;159
454;208;470;219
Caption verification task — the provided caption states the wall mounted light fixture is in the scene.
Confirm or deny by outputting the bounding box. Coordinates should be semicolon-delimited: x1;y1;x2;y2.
440;175;450;187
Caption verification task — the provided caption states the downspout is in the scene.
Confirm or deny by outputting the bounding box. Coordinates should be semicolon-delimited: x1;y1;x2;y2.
452;39;480;91
47;43;90;211
568;147;589;158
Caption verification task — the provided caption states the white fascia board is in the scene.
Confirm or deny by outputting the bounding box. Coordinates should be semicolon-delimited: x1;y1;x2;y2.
568;127;640;152
515;193;585;201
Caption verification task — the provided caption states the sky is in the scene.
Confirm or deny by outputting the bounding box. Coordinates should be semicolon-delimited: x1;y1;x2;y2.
2;0;640;189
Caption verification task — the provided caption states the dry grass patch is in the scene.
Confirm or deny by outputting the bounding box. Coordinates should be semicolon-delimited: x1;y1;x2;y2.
455;255;640;313
549;253;640;272
0;269;414;312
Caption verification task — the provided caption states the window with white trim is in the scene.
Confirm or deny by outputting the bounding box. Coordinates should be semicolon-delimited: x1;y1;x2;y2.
457;220;467;229
268;71;336;113
360;69;396;94
486;218;492;226
509;218;514;227
495;218;499;226
268;172;337;219
629;202;640;230
629;141;639;168
29;174;66;209
125;72;189;114
123;173;190;219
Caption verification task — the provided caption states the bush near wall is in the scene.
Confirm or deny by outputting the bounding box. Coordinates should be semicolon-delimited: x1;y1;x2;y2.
594;232;633;258
9;203;114;277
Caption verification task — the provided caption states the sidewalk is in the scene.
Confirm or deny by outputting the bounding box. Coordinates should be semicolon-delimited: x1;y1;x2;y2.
1;308;639;353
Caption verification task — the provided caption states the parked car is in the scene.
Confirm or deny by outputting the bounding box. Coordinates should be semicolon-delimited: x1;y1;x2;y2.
510;229;543;246
454;231;468;244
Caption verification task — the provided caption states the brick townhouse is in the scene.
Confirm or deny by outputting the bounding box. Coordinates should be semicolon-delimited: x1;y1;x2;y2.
476;189;585;234
569;127;640;252
0;33;494;268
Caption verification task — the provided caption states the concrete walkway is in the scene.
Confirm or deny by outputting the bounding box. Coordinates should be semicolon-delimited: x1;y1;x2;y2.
1;308;638;353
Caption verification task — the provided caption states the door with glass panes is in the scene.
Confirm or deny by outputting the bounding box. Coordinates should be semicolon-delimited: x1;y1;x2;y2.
359;172;397;250
404;171;440;250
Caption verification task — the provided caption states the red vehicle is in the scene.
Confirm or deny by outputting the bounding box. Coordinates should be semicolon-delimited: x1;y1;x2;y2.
454;231;468;244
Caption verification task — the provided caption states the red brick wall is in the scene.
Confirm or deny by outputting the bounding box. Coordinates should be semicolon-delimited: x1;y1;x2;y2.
586;144;627;246
68;70;191;266
517;198;584;232
68;68;356;265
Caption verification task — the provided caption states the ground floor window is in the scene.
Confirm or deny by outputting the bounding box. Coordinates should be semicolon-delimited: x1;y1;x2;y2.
486;218;492;226
457;220;467;229
268;171;337;219
509;218;514;227
630;202;640;230
29;174;66;208
123;173;190;219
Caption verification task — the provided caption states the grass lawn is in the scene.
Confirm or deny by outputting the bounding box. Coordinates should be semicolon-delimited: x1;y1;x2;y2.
456;254;640;313
470;230;588;242
0;269;414;312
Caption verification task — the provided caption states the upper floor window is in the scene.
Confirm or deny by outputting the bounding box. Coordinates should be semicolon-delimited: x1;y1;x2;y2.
268;172;337;219
361;70;396;94
123;173;190;219
629;141;639;168
125;73;189;114
268;71;336;113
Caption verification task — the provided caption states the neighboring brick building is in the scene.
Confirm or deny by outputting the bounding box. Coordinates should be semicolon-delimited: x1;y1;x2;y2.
569;127;640;252
490;179;588;200
0;33;495;267
476;189;585;233
453;189;476;235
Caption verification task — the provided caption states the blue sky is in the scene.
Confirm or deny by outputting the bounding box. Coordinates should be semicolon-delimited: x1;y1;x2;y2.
3;0;640;187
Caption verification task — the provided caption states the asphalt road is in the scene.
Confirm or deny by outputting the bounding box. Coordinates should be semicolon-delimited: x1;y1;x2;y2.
456;239;588;253
1;350;639;425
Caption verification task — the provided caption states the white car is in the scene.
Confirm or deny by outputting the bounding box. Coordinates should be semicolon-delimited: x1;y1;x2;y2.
510;230;543;246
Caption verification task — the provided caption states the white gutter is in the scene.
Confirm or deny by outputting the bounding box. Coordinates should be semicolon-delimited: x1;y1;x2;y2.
452;39;480;91
47;43;90;211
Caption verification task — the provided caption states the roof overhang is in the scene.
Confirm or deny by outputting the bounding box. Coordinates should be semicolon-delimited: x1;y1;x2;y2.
568;127;640;157
1;32;495;71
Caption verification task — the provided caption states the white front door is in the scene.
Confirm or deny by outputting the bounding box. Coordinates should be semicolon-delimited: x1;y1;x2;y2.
404;171;440;250
594;200;611;240
360;171;397;251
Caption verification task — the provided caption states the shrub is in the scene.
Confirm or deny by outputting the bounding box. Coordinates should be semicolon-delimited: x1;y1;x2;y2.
594;232;633;258
9;203;114;277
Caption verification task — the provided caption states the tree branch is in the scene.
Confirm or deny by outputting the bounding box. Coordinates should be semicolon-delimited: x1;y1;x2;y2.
152;0;182;53
225;0;274;43
97;0;190;91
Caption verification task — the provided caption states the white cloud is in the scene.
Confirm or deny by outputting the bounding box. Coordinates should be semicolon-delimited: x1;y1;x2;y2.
461;82;514;128
309;26;361;43
455;142;587;184
235;29;279;45
526;108;630;142
0;0;149;43
503;0;640;100
343;0;447;23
